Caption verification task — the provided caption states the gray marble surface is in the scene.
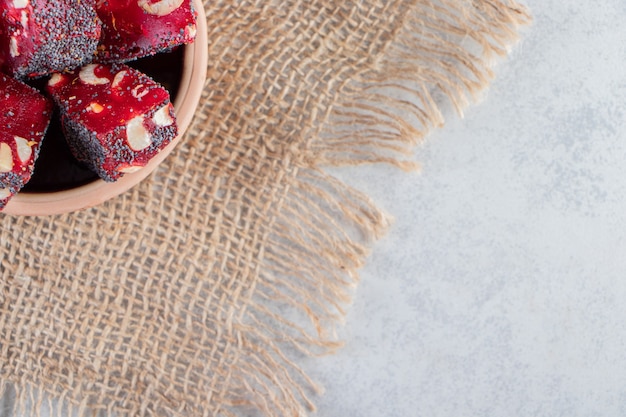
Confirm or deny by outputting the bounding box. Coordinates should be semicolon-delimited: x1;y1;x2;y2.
4;2;624;417
308;1;626;416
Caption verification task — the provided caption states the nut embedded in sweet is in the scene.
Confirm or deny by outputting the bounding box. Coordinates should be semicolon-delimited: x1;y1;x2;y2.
12;0;28;9
79;64;110;85
48;73;64;87
14;135;32;163
9;37;19;57
0;143;14;172
131;84;148;99
111;70;127;88
126;116;152;151
20;10;28;28
152;105;174;127
137;0;184;16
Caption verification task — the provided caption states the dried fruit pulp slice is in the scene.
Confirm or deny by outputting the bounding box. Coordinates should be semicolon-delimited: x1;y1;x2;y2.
0;0;101;78
96;0;196;63
47;63;178;182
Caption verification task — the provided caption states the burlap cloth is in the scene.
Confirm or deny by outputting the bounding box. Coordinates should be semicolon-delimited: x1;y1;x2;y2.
0;1;529;416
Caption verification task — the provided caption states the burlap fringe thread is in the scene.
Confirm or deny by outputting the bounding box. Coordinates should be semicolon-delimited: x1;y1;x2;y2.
239;3;531;416
0;1;530;416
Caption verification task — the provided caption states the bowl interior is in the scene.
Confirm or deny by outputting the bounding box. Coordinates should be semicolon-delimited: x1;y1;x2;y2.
23;48;186;193
3;0;207;216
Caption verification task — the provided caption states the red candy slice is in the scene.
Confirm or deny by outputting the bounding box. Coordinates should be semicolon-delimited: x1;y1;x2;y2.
95;0;197;63
0;73;52;209
47;63;178;182
0;0;102;79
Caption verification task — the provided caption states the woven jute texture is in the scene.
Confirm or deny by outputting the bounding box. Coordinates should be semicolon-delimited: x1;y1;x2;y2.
0;1;529;416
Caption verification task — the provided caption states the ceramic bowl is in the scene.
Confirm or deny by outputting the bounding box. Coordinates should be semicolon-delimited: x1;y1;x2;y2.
4;0;208;216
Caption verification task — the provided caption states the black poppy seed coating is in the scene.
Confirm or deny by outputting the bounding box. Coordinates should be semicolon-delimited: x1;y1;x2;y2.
61;114;116;182
0;171;26;194
0;169;26;209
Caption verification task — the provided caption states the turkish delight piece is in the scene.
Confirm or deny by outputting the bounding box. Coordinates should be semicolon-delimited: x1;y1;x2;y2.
46;63;178;182
0;0;102;79
0;132;40;209
0;73;52;209
95;0;197;63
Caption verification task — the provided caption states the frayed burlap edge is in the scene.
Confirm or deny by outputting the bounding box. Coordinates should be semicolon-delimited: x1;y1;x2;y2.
216;1;531;416
310;0;531;169
0;1;530;416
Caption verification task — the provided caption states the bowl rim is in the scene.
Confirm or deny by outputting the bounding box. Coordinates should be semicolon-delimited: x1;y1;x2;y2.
3;0;208;216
